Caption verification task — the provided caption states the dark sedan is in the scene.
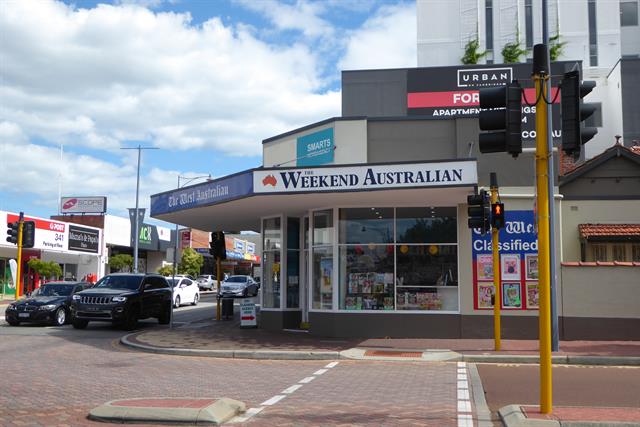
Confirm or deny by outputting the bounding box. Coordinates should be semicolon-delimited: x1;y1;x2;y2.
5;282;90;326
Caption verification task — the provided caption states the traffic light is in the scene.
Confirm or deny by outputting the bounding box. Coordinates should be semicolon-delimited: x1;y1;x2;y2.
478;81;523;158
491;203;505;229
22;221;35;248
210;231;226;260
560;70;597;157
467;190;491;234
6;221;19;245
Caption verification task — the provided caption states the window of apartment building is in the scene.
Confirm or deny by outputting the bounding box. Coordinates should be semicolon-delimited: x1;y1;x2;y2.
485;0;493;51
584;102;603;128
525;0;534;49
592;244;607;261
612;244;627;262
588;0;598;66
632;244;640;262
621;1;639;26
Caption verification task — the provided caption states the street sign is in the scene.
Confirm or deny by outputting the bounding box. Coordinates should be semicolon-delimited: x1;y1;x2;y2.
240;299;257;328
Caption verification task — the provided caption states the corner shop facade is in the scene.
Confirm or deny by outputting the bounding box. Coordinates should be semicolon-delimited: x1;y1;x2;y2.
151;62;639;339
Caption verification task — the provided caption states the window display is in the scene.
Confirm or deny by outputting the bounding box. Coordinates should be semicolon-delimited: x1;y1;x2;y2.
262;217;281;308
312;210;334;310
339;245;394;310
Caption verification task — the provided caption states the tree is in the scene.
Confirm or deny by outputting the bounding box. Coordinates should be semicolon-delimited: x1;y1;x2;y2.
157;265;173;276
27;259;63;280
178;248;203;278
108;254;134;272
461;39;487;65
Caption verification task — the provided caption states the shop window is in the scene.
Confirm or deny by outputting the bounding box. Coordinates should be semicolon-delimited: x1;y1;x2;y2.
396;207;457;243
396;245;458;311
262;217;282;308
621;1;639;26
632;245;640;262
312;210;334;310
339;208;393;244
591;244;607;261
612;244;627;262
313;210;334;246
339;245;394;310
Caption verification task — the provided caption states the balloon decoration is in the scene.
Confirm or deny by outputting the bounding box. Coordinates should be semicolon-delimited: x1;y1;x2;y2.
400;245;409;254
428;245;439;255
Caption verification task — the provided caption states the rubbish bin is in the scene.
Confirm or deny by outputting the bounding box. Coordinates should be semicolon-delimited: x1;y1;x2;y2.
221;297;234;320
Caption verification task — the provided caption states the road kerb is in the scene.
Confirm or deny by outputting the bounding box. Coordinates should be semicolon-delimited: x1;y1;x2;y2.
499;404;560;427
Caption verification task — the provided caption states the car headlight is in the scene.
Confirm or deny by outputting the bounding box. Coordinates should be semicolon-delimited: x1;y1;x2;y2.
41;304;57;311
112;296;127;303
7;304;17;310
72;294;81;301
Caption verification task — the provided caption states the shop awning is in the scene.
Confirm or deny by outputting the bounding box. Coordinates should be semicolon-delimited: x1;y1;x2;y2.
150;160;478;232
579;224;640;242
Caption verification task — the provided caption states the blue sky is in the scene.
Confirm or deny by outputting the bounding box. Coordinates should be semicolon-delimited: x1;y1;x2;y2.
0;0;416;226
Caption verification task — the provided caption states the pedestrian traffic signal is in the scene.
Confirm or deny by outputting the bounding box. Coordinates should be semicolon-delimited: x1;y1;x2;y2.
491;203;505;229
467;190;491;235
6;221;19;245
210;231;226;260
22;221;35;248
560;70;597;157
478;81;523;158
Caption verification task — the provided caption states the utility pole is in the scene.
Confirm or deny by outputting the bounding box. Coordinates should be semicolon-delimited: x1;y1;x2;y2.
121;145;159;273
533;43;553;414
490;173;501;351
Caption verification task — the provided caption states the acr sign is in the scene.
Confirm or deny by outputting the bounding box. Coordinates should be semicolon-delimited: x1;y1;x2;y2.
60;197;107;214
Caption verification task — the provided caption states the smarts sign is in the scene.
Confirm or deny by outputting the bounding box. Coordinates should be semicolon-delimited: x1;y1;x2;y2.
296;128;334;167
254;161;477;193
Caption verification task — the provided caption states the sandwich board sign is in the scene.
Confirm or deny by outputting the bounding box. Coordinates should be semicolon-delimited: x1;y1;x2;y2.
240;299;257;328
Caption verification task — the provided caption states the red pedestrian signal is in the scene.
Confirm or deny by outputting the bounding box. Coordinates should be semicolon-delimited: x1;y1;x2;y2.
491;203;505;229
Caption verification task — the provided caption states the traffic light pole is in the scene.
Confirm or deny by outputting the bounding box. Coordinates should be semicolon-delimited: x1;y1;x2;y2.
15;212;24;300
533;45;553;414
216;234;222;321
490;174;501;351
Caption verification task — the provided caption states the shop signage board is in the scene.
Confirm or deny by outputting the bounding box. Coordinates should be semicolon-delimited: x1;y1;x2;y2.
68;225;100;253
240;299;257;328
60;196;107;214
150;171;254;216
296;127;334;167
406;62;570;145
254;160;477;194
471;210;539;310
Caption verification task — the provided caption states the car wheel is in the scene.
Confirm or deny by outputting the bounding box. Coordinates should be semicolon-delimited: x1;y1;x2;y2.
53;307;66;326
158;302;171;325
122;307;139;331
192;293;199;306
72;319;88;329
174;295;181;308
7;319;20;326
243;289;248;298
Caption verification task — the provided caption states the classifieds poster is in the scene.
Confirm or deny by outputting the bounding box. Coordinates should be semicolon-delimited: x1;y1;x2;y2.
472;210;539;310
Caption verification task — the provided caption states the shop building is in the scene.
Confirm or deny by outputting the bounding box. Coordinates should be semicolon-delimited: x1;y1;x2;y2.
150;61;640;340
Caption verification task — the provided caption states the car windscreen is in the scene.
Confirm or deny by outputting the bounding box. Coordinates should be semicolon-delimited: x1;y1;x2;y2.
197;276;209;280
94;275;142;291
226;276;248;283
39;284;75;296
166;279;180;286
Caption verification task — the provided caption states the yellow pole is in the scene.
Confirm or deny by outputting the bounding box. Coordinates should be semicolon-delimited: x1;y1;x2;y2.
535;73;553;414
15;219;24;300
491;186;501;351
216;232;222;321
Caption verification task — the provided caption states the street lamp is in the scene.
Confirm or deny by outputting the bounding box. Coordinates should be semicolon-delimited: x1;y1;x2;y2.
170;174;211;329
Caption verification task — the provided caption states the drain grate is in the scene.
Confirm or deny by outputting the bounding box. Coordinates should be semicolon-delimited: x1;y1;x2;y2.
364;350;423;358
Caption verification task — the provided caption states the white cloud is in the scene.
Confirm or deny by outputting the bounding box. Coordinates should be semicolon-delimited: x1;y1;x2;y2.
1;0;340;157
339;2;417;70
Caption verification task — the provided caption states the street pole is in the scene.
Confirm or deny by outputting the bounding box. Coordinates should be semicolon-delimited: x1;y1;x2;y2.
533;44;553;414
216;233;222;321
15;212;24;299
542;0;560;353
490;173;501;351
121;145;159;274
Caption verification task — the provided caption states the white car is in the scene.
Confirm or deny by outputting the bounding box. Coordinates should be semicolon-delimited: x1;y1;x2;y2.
219;275;259;298
167;277;199;307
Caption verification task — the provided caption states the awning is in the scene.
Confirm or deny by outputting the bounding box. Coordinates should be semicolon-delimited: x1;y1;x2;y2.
150;160;478;232
579;224;640;242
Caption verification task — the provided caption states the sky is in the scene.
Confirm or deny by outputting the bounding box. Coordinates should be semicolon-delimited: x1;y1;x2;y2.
0;0;416;227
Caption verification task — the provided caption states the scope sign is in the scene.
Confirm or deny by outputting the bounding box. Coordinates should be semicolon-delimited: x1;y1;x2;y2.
60;197;107;214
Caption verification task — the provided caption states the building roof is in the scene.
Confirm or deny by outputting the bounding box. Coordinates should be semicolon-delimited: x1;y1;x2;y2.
560;143;640;186
579;223;640;241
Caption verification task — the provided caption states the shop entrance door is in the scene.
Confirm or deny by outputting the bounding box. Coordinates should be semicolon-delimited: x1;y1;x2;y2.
301;216;309;324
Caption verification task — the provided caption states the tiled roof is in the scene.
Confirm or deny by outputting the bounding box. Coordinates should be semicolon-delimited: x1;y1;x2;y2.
579;223;640;239
562;261;640;267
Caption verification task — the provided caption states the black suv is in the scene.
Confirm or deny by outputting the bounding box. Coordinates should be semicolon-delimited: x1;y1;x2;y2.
70;273;172;330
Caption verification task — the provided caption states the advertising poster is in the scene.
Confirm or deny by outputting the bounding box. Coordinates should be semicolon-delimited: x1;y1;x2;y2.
472;210;538;310
501;254;521;281
477;283;495;309
320;257;332;293
526;282;540;309
525;254;539;280
476;254;493;281
502;283;522;309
